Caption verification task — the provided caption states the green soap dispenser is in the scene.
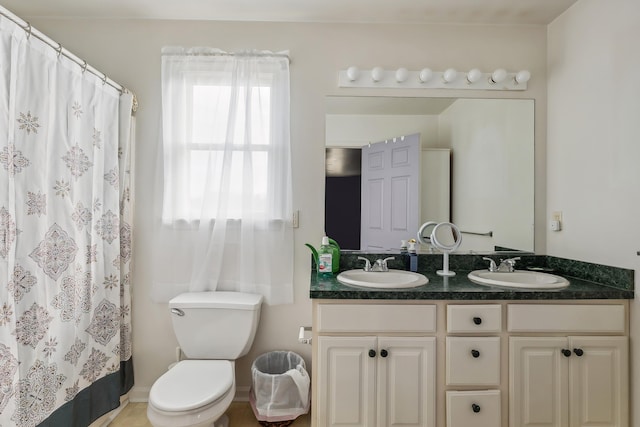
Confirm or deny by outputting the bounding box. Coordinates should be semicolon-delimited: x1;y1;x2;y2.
318;236;333;277
305;236;341;275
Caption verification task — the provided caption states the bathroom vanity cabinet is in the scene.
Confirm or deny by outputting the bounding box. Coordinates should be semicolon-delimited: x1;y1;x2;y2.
508;304;628;427
311;300;629;427
315;304;436;427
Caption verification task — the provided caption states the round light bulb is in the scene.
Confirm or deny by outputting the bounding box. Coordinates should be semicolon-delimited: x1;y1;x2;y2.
371;66;384;82
395;67;409;83
515;70;531;84
443;68;457;83
346;66;359;81
418;68;433;83
490;68;507;84
466;68;482;84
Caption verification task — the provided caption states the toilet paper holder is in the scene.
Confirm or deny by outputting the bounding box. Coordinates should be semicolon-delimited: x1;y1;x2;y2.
298;326;312;345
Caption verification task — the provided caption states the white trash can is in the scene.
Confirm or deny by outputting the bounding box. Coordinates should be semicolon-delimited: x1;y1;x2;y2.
249;351;310;426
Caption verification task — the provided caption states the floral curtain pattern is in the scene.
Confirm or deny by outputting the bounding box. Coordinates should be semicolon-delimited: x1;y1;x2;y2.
0;12;134;427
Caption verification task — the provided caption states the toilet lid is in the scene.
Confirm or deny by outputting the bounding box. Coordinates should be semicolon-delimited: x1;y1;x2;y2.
149;360;234;412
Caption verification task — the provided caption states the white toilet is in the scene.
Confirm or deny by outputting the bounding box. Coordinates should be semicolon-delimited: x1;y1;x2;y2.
147;291;263;427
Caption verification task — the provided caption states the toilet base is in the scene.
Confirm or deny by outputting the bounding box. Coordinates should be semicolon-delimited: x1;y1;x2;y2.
214;415;229;427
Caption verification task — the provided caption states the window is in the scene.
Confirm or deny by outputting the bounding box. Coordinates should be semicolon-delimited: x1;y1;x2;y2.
160;51;291;224
154;48;293;305
187;84;271;219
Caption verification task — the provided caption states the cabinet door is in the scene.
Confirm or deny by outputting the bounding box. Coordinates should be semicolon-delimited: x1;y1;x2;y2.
569;336;628;427
317;336;377;427
377;336;436;427
510;337;570;427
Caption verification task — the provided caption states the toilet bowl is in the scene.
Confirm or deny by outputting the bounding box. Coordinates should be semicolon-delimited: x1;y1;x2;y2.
146;291;263;427
147;360;235;427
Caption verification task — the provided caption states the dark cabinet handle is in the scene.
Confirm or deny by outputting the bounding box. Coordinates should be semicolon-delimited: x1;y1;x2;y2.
380;349;388;358
471;349;480;358
573;348;584;357
368;349;376;358
561;349;571;357
473;317;482;325
472;404;481;413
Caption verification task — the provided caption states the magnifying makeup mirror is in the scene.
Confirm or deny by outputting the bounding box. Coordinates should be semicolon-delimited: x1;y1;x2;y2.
417;221;438;247
430;222;462;276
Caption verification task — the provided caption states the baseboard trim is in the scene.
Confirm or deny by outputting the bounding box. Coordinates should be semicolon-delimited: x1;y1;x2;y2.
128;386;151;403
235;385;251;402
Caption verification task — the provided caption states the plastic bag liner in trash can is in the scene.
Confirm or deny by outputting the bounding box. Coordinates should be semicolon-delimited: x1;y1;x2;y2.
250;351;310;424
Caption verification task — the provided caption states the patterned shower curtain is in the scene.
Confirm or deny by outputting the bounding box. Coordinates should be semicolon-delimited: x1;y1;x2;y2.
0;12;134;427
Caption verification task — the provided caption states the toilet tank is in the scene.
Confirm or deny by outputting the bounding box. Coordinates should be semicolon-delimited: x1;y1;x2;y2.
169;291;263;359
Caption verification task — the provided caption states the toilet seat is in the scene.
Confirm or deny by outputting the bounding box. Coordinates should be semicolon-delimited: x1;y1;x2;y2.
149;360;234;412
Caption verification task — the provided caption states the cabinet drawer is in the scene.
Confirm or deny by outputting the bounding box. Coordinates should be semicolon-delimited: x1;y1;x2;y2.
446;337;500;386
446;390;501;427
317;304;436;333
447;304;501;333
507;304;626;333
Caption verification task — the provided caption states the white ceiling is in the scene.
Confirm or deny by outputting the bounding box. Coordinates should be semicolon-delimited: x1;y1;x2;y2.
1;0;578;25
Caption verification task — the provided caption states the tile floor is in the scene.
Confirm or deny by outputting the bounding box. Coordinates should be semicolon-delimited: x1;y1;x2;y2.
109;402;311;426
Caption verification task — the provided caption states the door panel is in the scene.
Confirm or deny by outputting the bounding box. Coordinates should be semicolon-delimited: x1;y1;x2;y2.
318;336;377;427
361;133;420;250
377;336;436;427
510;337;569;427
569;336;628;427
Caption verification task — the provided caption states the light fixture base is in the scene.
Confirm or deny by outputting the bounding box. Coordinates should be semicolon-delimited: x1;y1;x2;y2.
338;69;528;90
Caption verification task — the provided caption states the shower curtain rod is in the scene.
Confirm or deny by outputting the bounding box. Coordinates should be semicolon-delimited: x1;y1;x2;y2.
0;6;137;108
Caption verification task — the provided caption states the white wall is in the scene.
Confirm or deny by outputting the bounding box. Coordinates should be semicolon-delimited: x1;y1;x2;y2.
547;0;640;424
325;113;441;148
25;18;548;399
441;99;535;252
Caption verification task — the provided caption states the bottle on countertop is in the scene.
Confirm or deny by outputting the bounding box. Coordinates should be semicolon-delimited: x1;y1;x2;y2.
408;240;418;272
318;236;333;277
305;236;341;275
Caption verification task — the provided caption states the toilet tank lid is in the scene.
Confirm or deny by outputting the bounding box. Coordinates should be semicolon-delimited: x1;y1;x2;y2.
170;291;263;310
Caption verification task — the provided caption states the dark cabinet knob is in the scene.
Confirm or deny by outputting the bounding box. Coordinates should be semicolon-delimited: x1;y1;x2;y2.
473;317;482;325
472;404;481;413
573;348;584;357
368;349;376;358
561;349;571;357
471;349;480;358
380;349;388;358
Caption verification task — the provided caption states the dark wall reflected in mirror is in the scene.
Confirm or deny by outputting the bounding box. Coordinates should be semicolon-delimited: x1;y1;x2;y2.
325;148;361;249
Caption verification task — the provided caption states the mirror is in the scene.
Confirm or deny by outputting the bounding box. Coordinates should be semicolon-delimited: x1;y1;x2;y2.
325;96;534;254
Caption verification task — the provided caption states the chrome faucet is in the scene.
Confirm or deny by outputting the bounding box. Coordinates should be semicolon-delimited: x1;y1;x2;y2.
482;257;498;272
371;257;395;272
357;256;395;272
498;257;521;272
357;256;372;272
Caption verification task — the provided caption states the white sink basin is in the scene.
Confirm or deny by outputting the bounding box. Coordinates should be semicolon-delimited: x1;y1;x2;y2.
467;270;570;290
337;269;429;289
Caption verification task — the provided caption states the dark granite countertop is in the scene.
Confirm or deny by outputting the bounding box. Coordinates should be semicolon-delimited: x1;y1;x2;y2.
309;253;634;300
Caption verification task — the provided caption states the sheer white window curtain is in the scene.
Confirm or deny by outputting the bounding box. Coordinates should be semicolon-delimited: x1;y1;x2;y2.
152;47;293;305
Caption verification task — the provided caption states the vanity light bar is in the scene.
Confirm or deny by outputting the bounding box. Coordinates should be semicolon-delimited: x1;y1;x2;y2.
338;67;530;90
